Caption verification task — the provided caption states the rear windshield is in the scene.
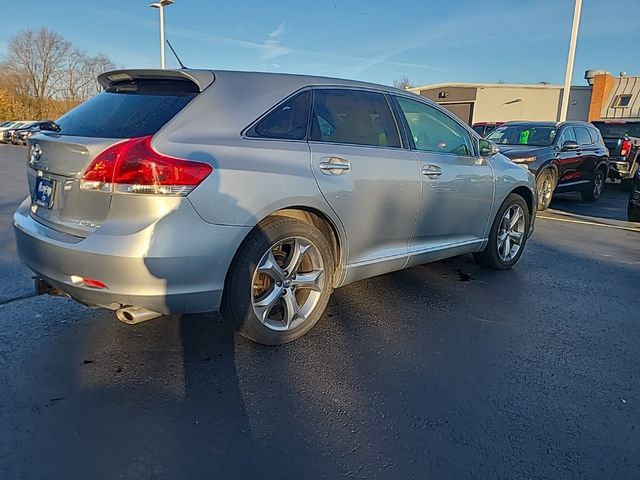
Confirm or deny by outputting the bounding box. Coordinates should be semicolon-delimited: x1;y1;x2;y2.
592;122;640;138
54;81;196;138
486;125;557;147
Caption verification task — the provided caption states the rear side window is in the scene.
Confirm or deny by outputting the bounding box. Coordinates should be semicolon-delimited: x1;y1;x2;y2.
575;127;592;145
54;80;196;138
588;128;601;144
310;89;400;148
246;90;310;140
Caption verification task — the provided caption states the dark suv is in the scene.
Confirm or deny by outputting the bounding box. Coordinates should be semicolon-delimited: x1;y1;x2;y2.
486;121;609;210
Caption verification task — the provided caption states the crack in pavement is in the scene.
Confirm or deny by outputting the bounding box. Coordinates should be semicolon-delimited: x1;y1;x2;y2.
0;293;38;307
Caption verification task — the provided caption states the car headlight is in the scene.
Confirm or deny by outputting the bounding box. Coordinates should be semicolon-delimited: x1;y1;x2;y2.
511;156;536;164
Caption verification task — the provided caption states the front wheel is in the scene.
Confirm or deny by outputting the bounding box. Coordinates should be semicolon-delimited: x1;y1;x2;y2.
582;168;605;202
222;216;335;345
536;169;556;211
474;193;530;270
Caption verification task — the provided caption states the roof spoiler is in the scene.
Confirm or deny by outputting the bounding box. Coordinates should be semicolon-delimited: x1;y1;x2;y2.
97;69;215;93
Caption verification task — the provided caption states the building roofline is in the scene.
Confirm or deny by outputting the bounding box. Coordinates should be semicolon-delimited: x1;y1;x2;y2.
408;82;592;92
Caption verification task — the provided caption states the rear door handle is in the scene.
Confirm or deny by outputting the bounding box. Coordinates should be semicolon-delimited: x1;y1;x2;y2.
421;164;442;178
319;157;351;175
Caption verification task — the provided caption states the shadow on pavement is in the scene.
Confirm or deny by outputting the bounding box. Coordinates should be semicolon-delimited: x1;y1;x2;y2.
549;182;629;222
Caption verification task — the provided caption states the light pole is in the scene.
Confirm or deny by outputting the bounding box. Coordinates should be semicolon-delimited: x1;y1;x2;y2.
149;0;174;69
559;0;582;122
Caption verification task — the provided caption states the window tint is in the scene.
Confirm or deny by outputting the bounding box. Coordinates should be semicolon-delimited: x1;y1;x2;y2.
592;121;640;138
396;97;474;155
557;127;577;146
310;89;400;148
55;90;195;138
587;128;601;144
248;90;310;140
575;127;592;145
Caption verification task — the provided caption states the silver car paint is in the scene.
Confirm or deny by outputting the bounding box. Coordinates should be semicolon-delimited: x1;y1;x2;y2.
14;69;536;315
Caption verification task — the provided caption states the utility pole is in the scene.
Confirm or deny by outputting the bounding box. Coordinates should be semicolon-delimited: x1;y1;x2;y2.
559;0;582;121
149;0;174;69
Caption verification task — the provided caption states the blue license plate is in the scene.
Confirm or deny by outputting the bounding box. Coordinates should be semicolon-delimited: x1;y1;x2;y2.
34;176;55;208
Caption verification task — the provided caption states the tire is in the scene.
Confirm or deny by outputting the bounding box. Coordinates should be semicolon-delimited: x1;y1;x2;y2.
222;216;335;345
582;168;605;202
536;169;556;211
474;193;530;270
629;202;640;223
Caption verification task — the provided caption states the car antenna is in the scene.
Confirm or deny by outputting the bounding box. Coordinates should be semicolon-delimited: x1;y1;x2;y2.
166;39;188;69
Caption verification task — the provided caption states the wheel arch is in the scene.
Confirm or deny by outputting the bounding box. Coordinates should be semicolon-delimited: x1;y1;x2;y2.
510;185;535;216
239;206;346;288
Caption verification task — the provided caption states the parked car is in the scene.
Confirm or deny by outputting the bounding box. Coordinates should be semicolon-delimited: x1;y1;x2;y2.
591;120;640;190
14;69;536;345
3;121;35;144
628;166;640;222
11;121;57;146
0;121;26;143
486;121;609;210
472;122;503;137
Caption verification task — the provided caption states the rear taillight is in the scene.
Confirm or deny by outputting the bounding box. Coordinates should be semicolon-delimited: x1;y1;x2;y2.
80;135;212;195
621;139;632;157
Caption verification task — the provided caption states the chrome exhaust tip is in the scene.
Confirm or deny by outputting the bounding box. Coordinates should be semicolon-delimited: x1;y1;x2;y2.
116;306;162;325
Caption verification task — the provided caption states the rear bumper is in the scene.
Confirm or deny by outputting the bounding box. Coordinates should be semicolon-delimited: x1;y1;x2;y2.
13;197;250;314
609;159;635;180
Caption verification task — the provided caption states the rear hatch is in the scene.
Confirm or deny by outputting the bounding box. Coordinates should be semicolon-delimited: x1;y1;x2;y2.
27;69;213;237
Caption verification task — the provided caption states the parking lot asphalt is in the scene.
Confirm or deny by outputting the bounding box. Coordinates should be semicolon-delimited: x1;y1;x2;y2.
1;144;639;479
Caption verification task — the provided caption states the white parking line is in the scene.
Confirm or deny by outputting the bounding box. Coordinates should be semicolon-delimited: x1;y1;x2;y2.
537;215;640;233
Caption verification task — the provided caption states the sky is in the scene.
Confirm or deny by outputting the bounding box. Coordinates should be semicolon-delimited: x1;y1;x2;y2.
0;0;638;88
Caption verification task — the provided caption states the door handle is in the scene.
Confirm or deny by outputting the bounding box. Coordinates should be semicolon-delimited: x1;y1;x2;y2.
421;164;442;178
319;157;351;175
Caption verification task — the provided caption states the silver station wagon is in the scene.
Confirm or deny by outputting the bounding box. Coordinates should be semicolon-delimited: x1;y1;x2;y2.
14;69;536;344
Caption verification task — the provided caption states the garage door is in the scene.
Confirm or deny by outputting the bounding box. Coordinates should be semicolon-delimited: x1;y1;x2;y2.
440;102;474;125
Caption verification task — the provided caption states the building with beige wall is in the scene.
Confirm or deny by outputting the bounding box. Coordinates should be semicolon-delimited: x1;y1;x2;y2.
407;82;592;125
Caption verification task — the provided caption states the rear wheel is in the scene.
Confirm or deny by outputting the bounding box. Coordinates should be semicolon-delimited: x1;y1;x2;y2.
474;193;530;270
582;168;605;202
536;169;556;211
222;216;334;345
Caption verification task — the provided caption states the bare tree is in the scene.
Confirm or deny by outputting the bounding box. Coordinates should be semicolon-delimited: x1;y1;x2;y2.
1;28;116;119
83;54;116;97
393;75;414;90
5;28;71;103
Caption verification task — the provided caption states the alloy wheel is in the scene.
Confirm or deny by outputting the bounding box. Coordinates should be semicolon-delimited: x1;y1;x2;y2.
593;171;604;198
497;204;526;262
251;236;325;331
539;177;553;209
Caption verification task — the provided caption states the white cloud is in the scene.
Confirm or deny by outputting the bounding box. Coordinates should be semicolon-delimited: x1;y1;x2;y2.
261;22;290;60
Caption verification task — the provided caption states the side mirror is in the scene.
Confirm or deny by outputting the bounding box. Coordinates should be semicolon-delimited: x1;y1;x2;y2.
479;139;499;157
561;140;580;151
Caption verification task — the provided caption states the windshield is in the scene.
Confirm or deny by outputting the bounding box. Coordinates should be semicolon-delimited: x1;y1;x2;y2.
592;122;640;138
487;125;557;147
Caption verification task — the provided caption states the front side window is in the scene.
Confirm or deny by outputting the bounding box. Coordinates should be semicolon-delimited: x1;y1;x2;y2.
247;90;310;140
557;127;577;146
396;97;474;155
310;89;400;148
487;124;557;147
574;127;592;145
